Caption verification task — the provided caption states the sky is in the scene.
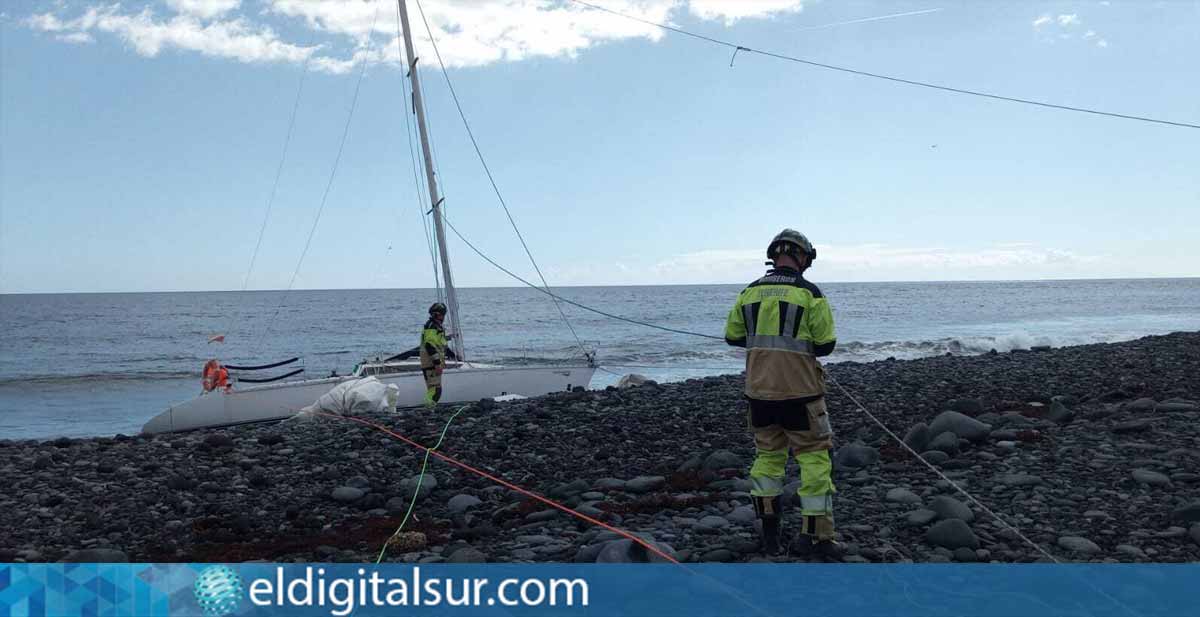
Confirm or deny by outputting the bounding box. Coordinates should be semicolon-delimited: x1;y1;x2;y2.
1;0;1197;293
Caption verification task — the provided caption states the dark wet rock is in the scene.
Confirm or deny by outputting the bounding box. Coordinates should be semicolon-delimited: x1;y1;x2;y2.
834;442;879;469
906;509;938;526
928;411;992;442
929;496;974;523
1131;469;1171;487
549;479;590;497
166;475;195;491
699;548;735;562
1157;400;1199;413
257;434;286;446
624;476;666;494
61;548;128;563
952;547;979;562
702;450;743;471
1125;398;1157;413
926;519;979;550
997;473;1043;487
447;494;482;513
201;434;235;450
886;488;922;505
1113;419;1154;434
399;474;438;500
595;538;675;563
1172;502;1200;523
920;451;950;465
903;423;931;453
593;478;627;491
947;398;985;416
1190;525;1200;547
331;487;365;503
1046;401;1075;424
1057;536;1102;555
928;431;960;455
447;547;487;563
726;506;756;525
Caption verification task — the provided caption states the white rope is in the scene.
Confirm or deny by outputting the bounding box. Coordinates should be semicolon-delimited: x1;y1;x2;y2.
825;372;1060;562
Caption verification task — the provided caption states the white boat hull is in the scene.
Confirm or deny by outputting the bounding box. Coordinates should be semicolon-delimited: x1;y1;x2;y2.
142;365;595;434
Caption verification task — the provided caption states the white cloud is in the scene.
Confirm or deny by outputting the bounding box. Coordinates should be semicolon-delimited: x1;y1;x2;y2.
27;4;319;68
166;0;240;20
1032;12;1107;48
21;1;811;74
57;31;94;44
1056;13;1080;27
688;0;804;25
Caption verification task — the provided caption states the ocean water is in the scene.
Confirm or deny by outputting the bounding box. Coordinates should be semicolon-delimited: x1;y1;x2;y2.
1;278;1198;439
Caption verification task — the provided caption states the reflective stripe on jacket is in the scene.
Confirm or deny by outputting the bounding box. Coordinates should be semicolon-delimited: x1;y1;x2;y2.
724;266;836;400
419;318;448;369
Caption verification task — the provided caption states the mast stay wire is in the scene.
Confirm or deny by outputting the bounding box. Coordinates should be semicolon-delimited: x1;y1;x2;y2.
568;0;1200;131
394;3;442;301
413;0;593;362
254;2;383;349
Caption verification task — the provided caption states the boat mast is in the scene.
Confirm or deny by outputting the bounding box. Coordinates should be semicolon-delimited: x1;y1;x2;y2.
398;0;464;362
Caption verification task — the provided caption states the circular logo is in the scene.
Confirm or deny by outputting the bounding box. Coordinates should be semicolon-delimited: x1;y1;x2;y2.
193;565;243;617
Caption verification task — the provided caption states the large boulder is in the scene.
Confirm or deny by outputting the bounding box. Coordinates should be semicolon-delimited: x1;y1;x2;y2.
702;450;743;471
903;423;931;453
1057;536;1102;555
927;431;960;455
928;411;992;443
624;476;666;494
929;496;974;522
595;538;676;563
616;374;653;389
834;443;879;469
925;519;979;550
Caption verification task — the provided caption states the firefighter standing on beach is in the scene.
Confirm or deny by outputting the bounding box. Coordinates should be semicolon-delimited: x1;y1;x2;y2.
724;229;841;559
420;302;450;408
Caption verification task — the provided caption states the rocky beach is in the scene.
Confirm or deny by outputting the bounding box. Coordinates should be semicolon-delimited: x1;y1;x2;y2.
3;332;1199;564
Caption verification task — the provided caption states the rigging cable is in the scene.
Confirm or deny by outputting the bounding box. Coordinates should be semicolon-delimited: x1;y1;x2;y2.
255;2;382;348
413;0;593;362
568;0;1200;131
442;214;723;341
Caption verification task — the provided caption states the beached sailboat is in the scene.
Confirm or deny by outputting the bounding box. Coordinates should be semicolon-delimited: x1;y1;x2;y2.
142;1;595;434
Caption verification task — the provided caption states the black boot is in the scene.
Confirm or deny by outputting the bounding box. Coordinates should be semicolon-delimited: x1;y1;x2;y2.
752;496;782;555
788;535;843;561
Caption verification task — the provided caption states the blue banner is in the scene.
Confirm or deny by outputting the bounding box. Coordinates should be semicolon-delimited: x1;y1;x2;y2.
0;563;1194;617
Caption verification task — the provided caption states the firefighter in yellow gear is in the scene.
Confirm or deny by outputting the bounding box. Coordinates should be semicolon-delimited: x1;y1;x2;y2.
420;302;449;408
724;229;841;559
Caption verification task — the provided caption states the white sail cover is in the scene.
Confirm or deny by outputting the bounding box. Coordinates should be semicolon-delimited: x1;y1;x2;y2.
298;377;399;416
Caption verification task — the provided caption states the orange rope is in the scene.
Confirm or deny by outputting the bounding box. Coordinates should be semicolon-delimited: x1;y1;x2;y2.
315;412;679;564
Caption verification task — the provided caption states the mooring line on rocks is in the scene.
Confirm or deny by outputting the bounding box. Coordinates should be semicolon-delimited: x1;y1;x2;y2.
314;411;680;564
320;409;775;616
825;373;1061;562
374;405;469;564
